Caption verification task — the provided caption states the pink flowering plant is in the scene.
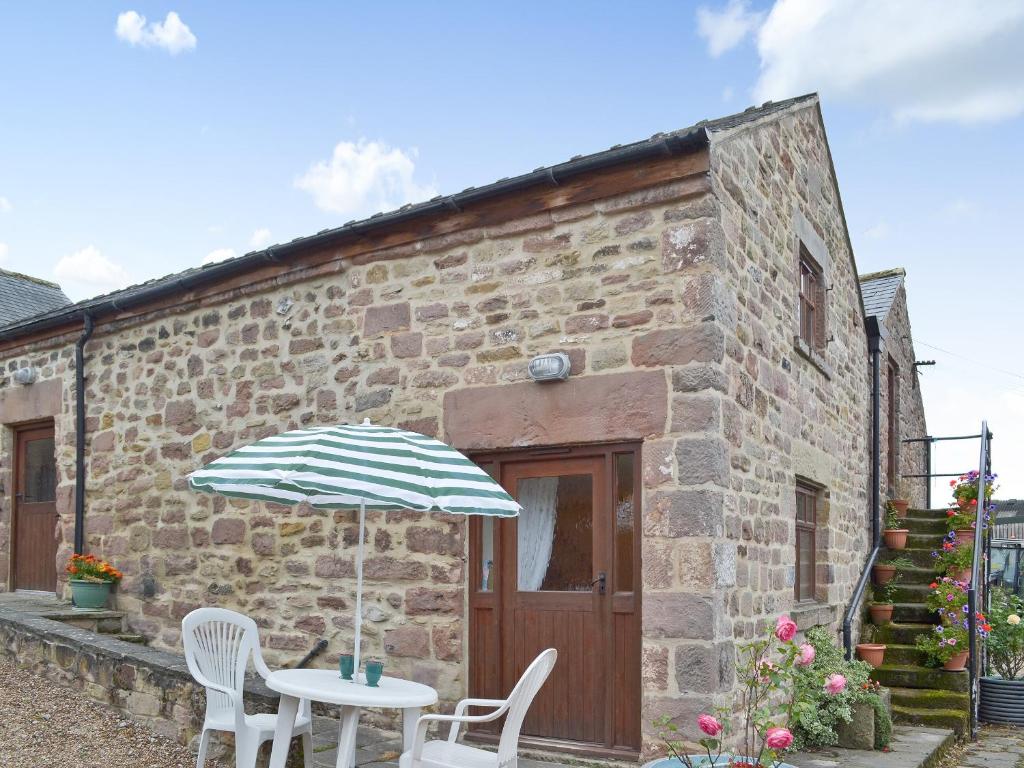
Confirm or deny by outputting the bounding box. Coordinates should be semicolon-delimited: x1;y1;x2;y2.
656;615;839;768
916;577;991;666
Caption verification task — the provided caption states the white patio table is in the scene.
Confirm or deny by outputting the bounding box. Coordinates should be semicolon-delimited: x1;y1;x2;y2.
265;669;438;768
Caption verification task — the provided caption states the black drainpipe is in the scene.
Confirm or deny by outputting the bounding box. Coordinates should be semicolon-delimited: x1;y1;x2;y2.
843;315;885;660
73;314;94;555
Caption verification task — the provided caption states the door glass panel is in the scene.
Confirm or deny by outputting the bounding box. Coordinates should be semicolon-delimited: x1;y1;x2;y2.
614;453;635;592
517;474;592;592
24;436;56;503
479;462;496;591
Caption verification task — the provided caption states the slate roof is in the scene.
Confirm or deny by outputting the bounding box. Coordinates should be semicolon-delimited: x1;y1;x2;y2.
0;269;71;328
0;94;822;342
859;268;905;321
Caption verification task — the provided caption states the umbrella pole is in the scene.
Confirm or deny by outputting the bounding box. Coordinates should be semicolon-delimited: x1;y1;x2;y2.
353;499;365;681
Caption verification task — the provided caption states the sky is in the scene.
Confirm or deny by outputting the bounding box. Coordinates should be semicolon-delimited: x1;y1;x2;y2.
1;1;1022;498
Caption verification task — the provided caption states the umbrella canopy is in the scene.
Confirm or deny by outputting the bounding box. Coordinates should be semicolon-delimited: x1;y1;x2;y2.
188;422;520;516
187;420;520;677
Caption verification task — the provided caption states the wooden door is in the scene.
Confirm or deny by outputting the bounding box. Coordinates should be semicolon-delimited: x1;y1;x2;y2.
13;424;58;592
469;445;641;757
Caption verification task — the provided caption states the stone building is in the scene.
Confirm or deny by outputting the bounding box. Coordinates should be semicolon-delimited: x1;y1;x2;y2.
0;94;926;757
860;268;928;508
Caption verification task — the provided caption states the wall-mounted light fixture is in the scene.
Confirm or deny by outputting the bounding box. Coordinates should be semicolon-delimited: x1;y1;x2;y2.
13;366;37;385
528;352;571;382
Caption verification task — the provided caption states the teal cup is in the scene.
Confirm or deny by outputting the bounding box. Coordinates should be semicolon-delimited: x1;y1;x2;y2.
365;660;383;687
339;654;354;680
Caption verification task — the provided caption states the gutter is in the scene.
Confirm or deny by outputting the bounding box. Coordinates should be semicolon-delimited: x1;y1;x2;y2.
73;314;94;555
843;315;886;659
0;129;706;346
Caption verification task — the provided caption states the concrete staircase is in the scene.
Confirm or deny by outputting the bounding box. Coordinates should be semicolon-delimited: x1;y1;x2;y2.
871;508;970;736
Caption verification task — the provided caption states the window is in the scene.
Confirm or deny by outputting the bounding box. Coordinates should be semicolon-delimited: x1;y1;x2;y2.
887;358;899;495
798;249;825;349
795;481;818;602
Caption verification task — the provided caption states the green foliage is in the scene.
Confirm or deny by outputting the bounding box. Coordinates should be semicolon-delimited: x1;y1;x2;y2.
790;627;891;751
884;502;900;531
881;555;913;570
987;587;1024;680
933;542;974;575
868;695;892;750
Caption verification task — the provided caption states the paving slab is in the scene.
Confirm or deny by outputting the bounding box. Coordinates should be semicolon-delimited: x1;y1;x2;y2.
786;726;954;768
955;725;1024;768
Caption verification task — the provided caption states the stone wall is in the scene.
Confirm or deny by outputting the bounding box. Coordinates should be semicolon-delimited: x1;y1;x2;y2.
645;104;872;730
879;283;929;508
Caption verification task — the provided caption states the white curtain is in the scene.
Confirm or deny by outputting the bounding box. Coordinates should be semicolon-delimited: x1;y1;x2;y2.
517;477;559;591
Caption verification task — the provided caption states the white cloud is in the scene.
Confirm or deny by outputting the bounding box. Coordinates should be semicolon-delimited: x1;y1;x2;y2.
204;247;236;265
752;0;1024;124
249;228;272;249
115;11;197;54
0;197;11;213
864;221;889;240
54;246;132;298
295;139;437;217
697;0;765;57
943;198;979;220
0;243;8;265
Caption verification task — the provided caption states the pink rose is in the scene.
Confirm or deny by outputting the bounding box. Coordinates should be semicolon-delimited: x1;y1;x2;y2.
698;714;723;737
775;615;798;643
796;643;815;666
765;727;793;750
824;673;847;695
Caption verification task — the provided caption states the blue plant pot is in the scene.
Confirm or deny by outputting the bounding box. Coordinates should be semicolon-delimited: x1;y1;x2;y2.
70;580;111;610
644;755;797;768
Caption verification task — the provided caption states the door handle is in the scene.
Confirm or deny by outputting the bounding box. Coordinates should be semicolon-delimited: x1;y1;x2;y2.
591;572;606;595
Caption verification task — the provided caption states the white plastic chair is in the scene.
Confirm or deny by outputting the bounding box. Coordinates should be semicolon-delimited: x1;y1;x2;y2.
401;648;557;768
182;607;313;768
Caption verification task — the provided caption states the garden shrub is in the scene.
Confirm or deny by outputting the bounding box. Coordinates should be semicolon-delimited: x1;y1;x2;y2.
790;626;892;751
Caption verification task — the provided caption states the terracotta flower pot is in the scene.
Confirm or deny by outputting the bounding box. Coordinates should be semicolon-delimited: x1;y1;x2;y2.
856;643;886;667
944;650;969;671
890;498;910;517
869;603;894;625
955;528;976;547
951;567;972;584
873;564;897;585
883;528;909;550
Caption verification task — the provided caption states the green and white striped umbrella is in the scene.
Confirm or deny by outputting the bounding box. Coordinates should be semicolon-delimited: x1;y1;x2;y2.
187;421;520;516
187;420;519;677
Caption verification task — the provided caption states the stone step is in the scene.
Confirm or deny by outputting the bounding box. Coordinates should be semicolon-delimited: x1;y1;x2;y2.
892;703;969;737
891;583;934;602
890;565;941;586
892;602;935;623
907;533;948;549
872;664;969;692
897;548;943;568
875;622;935;645
901;516;948;535
40;609;126;635
882;643;928;666
117;633;148;645
889;685;969;711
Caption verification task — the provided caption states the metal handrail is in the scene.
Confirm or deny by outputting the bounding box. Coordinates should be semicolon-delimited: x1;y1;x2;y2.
966;421;992;740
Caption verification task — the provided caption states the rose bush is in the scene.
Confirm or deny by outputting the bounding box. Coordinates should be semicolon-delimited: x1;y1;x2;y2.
657;616;850;767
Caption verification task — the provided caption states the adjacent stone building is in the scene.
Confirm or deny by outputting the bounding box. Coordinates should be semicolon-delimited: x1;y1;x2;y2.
860;268;928;508
0;94;927;757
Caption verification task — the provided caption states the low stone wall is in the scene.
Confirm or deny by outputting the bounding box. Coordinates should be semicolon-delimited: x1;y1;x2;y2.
0;604;278;746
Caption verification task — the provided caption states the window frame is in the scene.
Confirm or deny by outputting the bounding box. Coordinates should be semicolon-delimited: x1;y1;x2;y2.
798;249;825;350
795;480;819;602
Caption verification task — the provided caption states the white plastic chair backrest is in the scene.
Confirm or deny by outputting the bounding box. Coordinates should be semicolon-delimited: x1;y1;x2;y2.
182;607;261;723
496;648;557;766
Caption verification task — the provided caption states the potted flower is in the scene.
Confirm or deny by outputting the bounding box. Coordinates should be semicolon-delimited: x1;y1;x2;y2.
980;587;1024;725
932;536;974;584
950;471;997;511
945;506;979;546
872;556;912;586
855;624;886;667
869;578;898;625
66;553;123;610
888;479;911;518
652;614;833;768
882;502;909;550
916;577;990;671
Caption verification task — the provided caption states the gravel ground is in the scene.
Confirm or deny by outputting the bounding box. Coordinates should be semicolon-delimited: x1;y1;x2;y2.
0;657;221;768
